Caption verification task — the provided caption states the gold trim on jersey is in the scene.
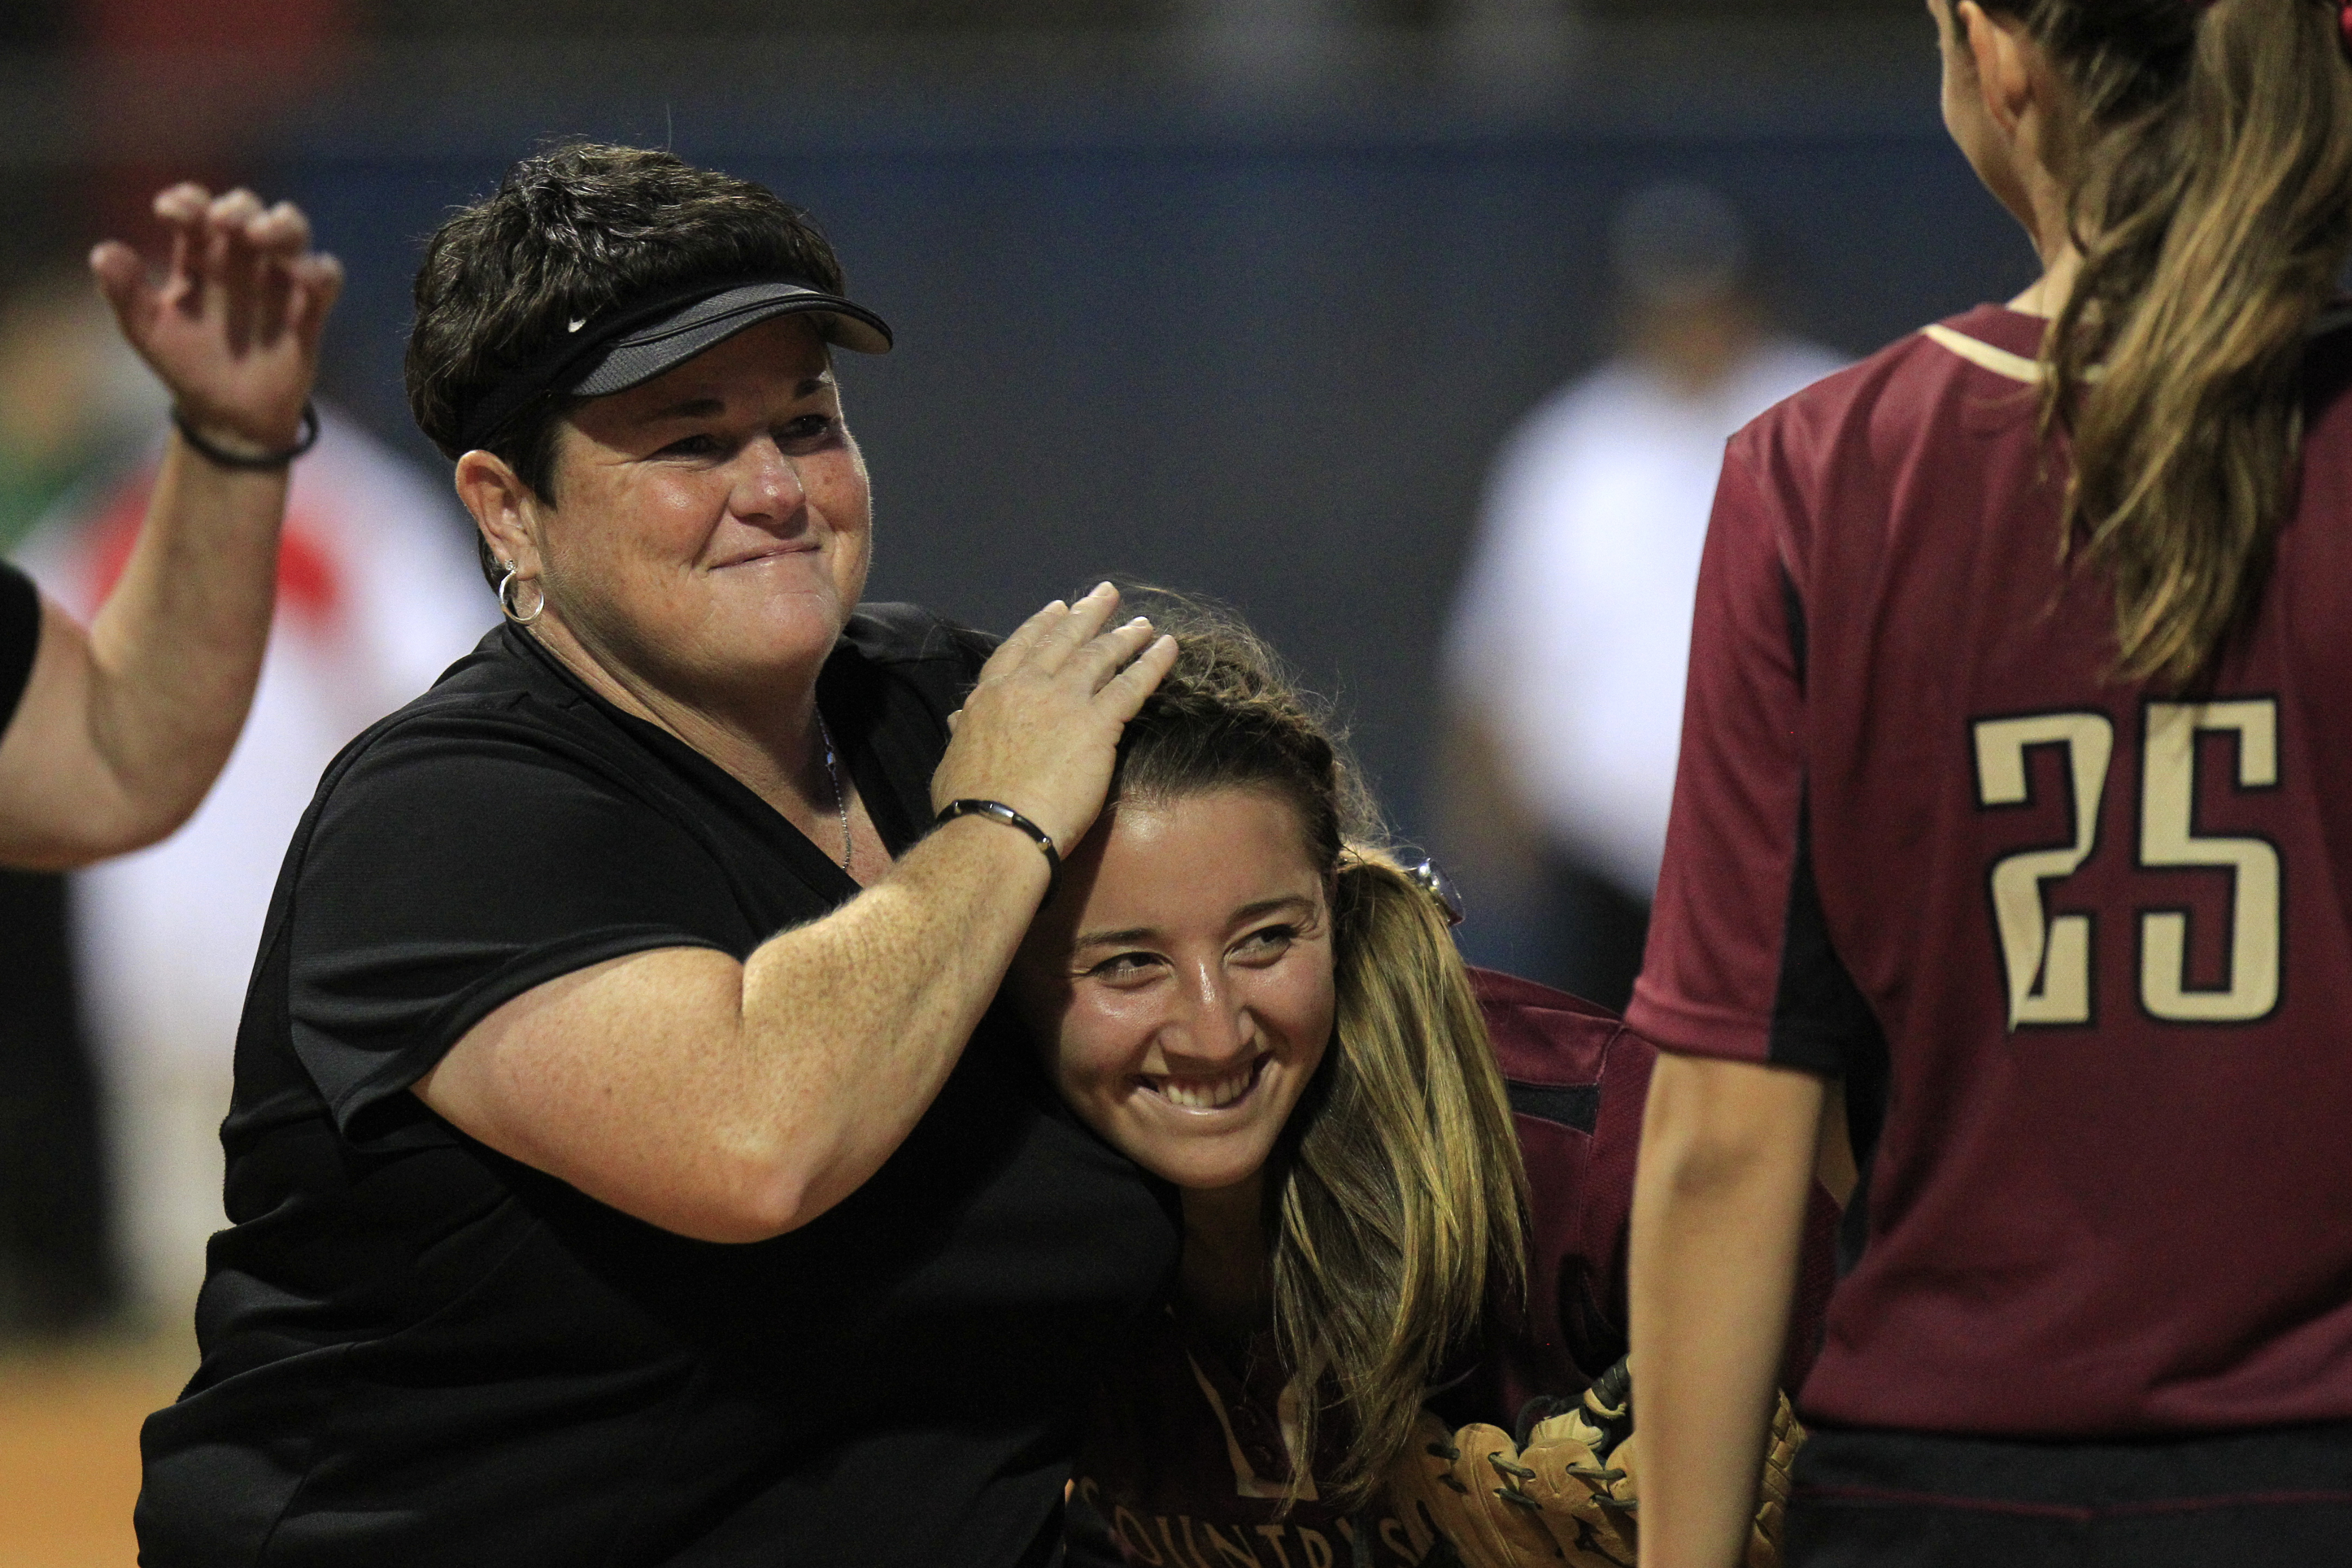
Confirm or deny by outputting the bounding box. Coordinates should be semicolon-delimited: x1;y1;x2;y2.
1185;1350;1321;1501
1926;304;2352;385
1922;323;2042;384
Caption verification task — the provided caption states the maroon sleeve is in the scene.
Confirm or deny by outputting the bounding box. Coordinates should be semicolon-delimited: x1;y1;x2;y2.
1556;1025;1840;1396
1626;436;1821;1070
1460;970;1841;1416
1555;1016;1648;1373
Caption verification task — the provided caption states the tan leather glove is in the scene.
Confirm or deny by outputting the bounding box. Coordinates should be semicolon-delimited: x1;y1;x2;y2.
1386;1357;1805;1568
1749;1383;1805;1568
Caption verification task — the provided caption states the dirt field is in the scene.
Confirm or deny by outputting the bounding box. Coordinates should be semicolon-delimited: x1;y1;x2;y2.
0;1334;192;1568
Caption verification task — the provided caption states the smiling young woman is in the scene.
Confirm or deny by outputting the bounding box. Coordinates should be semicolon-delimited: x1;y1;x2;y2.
1009;596;1834;1567
1019;787;1339;1195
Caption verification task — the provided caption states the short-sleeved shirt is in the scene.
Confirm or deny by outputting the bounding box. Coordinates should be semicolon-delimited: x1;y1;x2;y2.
1630;304;2352;1438
1443;340;1843;893
0;560;39;738
137;607;1181;1568
1067;970;1839;1567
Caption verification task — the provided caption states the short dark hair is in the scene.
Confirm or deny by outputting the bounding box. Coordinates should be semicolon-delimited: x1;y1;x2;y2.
403;143;852;586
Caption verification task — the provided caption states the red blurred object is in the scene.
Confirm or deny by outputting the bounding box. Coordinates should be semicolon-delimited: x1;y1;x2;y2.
79;0;350;55
74;0;355;250
82;469;343;629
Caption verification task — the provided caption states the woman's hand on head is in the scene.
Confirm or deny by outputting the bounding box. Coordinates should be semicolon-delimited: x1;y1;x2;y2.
932;583;1177;853
89;184;344;455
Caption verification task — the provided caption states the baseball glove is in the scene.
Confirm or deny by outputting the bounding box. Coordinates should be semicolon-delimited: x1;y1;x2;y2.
1384;1357;1803;1568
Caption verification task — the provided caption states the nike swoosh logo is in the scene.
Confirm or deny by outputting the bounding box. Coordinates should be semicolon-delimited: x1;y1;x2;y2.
567;316;587;333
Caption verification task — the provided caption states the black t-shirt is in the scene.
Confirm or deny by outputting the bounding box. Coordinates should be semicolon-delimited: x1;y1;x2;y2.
137;607;1180;1568
0;560;39;738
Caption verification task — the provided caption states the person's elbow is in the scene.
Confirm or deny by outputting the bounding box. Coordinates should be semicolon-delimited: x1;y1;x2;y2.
656;1131;850;1245
471;1123;832;1246
0;602;240;869
0;693;224;869
81;785;210;863
419;953;886;1246
1645;1120;1785;1206
1638;1051;1826;1203
0;782;200;871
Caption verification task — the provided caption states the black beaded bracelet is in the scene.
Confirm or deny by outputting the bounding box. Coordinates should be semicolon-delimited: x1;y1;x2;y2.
171;401;321;471
935;798;1062;900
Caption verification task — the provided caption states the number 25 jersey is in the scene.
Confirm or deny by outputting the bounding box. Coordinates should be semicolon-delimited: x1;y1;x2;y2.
1629;302;2352;1438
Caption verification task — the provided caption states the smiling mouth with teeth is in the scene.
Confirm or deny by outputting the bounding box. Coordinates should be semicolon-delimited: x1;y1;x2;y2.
1142;1054;1269;1111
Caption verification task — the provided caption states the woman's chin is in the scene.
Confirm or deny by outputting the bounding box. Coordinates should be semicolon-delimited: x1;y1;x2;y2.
1120;1130;1277;1195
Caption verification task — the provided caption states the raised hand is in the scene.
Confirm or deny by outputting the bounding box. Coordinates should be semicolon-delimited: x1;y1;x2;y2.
88;185;344;456
931;583;1179;854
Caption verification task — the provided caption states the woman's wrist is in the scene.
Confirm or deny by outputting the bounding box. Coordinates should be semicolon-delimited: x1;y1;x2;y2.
934;798;1062;900
170;402;320;470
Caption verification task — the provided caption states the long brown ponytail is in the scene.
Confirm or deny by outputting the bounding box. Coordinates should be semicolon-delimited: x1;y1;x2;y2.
1106;592;1529;1510
1270;850;1528;1510
1988;0;2352;681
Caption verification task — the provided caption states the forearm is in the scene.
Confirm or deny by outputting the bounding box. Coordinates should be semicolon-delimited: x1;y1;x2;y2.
81;434;289;843
426;812;1056;1242
0;437;290;866
1630;1052;1822;1568
39;182;336;860
735;813;1052;1221
421;585;1177;1241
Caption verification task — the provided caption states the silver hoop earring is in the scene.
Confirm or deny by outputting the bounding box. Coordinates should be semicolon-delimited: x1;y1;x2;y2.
496;563;544;626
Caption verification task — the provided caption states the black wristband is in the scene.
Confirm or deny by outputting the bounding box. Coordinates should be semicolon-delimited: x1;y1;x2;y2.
171;401;321;471
935;798;1062;901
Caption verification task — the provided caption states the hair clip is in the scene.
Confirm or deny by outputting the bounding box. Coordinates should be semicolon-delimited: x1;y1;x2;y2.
1407;858;1466;928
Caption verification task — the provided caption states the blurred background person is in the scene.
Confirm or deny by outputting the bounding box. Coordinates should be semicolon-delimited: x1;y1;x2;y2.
0;252;487;1344
0;191;341;1345
14;407;491;1327
1437;181;1843;1010
0;263;162;1340
0;268;160;552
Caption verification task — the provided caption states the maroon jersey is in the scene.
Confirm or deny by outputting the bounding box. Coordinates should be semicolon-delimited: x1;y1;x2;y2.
1068;971;1837;1566
1631;303;2352;1438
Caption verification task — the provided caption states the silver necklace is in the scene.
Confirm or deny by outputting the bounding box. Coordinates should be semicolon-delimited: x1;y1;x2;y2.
816;710;852;874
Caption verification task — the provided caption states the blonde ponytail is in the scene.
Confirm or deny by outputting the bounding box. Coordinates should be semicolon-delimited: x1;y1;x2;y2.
1262;850;1529;1510
2019;0;2352;680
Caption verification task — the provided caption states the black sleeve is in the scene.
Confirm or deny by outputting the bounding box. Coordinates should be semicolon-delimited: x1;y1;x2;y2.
0;561;40;740
286;710;738;1140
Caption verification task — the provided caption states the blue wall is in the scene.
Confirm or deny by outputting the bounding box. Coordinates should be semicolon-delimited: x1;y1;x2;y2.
282;100;2036;839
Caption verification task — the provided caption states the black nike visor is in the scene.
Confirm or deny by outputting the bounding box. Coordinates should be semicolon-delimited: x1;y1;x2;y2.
454;275;893;451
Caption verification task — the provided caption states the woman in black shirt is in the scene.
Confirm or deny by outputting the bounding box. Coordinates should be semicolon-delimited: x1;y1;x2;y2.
137;144;1180;1567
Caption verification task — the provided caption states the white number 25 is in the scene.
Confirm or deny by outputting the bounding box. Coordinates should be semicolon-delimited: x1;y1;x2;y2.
1971;700;2280;1030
